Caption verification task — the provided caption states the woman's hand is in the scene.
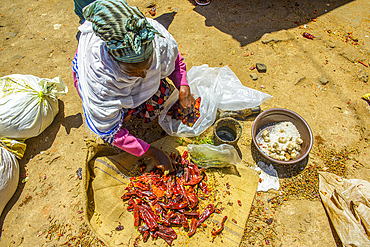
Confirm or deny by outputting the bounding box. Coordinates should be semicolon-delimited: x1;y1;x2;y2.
144;146;174;173
179;85;195;116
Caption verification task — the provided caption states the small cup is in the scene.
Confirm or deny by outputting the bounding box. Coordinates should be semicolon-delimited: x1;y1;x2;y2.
213;117;242;147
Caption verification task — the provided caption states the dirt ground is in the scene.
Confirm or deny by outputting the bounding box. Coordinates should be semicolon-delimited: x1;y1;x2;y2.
1;0;370;246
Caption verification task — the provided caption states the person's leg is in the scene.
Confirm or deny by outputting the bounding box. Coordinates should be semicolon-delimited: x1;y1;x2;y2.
195;0;210;6
143;79;171;123
73;0;97;23
126;79;171;123
73;0;96;41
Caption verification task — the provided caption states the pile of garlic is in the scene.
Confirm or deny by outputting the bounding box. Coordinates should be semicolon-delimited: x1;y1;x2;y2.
258;121;303;161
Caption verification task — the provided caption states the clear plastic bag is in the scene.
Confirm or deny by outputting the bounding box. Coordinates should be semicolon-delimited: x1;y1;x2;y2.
159;65;272;137
187;143;241;168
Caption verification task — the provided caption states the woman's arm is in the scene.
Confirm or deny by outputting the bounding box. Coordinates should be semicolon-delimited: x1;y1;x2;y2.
112;128;150;157
168;52;189;89
168;52;195;115
112;129;174;172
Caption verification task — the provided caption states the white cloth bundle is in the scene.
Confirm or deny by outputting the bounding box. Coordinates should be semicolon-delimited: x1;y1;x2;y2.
0;146;19;216
0;74;68;139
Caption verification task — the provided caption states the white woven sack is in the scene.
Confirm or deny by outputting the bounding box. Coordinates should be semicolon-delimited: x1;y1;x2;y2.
0;74;68;139
0;147;19;216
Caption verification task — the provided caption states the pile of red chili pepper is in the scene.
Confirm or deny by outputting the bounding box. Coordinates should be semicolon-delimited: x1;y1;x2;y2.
167;97;201;127
121;151;215;246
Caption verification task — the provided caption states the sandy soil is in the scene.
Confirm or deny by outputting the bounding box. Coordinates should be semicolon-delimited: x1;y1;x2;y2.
1;0;370;246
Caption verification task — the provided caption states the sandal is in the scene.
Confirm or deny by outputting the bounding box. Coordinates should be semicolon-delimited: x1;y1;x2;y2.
195;0;210;6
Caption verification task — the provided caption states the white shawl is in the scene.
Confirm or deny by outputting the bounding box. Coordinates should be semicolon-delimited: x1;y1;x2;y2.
76;18;178;141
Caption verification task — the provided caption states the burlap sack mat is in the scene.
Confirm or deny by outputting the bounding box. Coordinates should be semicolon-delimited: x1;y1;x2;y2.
83;136;258;246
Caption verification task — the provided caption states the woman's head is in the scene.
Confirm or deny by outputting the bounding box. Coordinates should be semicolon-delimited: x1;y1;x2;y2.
83;0;162;64
118;52;153;78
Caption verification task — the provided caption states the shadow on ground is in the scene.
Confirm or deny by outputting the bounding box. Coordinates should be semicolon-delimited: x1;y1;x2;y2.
187;0;353;46
0;100;83;237
154;11;177;30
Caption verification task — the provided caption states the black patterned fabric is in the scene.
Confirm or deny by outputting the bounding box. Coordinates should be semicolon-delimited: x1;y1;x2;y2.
124;79;171;123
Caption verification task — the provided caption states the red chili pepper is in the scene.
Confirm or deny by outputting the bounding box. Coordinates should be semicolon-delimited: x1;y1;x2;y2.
166;200;188;210
199;180;209;195
152;185;166;198
142;231;149;242
211;215;227;236
194;97;201;109
148;201;170;226
133;235;140;247
148;6;156;16
177;179;190;204
133;204;140;227
126;198;135;211
169;213;182;225
138;204;158;231
157;224;177;239
138;226;150;243
188;218;199;236
138;224;149;234
302;32;314;39
183;176;202;186
184;167;190;183
185;186;199;208
156;231;176;245
184;163;202;185
197;204;215;227
165;177;175;198
180;214;189;229
182;150;189;159
358;61;369;67
183;211;199;217
237;200;242;206
190;162;201;175
133;182;149;191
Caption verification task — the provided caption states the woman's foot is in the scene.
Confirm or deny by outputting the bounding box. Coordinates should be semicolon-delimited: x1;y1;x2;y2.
195;0;210;6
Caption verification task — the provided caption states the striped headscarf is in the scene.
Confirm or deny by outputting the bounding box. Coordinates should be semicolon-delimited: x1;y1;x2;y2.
83;0;162;63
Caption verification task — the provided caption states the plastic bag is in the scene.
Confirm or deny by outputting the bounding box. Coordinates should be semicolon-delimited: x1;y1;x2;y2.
319;172;370;246
159;65;272;137
0;146;19;216
187;144;241;168
0;74;68;139
253;161;279;192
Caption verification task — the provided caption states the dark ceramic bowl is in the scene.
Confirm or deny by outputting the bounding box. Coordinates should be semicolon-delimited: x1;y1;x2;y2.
252;108;313;165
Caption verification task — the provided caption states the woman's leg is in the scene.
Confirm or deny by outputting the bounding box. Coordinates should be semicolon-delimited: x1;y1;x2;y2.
126;79;171;123
194;0;210;6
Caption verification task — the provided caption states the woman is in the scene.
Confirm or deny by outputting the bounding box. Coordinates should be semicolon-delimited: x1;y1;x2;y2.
72;0;195;172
